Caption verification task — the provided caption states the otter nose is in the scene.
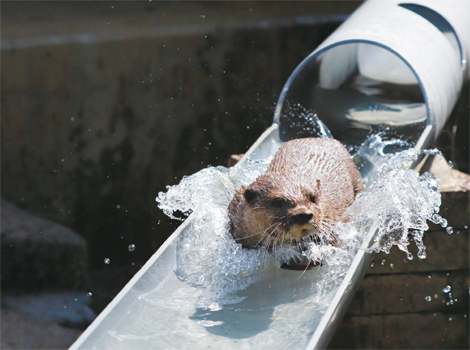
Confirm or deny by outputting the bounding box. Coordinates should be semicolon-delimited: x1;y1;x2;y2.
292;213;313;226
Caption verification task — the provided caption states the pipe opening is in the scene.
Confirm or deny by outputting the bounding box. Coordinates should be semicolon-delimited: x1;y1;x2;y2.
398;3;463;63
277;42;427;151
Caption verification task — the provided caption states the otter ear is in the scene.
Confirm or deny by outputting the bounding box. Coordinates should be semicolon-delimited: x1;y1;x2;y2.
243;188;258;203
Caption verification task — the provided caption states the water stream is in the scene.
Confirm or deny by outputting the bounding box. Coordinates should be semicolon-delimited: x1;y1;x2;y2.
81;123;448;349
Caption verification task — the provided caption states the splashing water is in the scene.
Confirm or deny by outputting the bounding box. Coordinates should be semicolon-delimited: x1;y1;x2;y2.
157;160;273;304
101;130;445;349
155;133;442;324
279;102;333;140
157;132;443;299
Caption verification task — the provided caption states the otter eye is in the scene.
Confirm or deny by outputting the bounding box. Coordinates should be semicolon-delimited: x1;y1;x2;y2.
270;197;287;209
308;194;317;204
244;188;258;203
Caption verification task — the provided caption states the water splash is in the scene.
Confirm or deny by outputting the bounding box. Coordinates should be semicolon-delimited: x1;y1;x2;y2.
343;133;443;260
279;102;333;139
86;127;449;350
156;132;445;306
346;167;440;260
157;159;273;304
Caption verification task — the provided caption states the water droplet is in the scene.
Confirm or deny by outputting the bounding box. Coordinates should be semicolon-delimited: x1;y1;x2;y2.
440;218;448;228
464;225;468;230
425;296;432;302
448;160;453;168
449;300;454;305
443;285;451;293
128;244;135;252
389;263;394;270
448;317;452;321
104;258;110;265
446;227;453;234
434;294;438;299
381;259;386;266
432;213;441;223
370;262;374;268
87;292;92;297
428;275;432;279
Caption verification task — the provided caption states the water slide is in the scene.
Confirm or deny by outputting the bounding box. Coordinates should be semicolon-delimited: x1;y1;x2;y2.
71;1;469;349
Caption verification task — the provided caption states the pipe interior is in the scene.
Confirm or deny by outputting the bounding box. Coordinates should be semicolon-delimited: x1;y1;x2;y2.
277;43;428;153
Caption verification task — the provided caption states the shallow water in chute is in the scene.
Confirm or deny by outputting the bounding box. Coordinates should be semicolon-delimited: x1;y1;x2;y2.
103;131;447;350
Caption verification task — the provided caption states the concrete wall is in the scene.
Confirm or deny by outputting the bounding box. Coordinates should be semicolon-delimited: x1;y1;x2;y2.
2;1;359;267
329;191;469;349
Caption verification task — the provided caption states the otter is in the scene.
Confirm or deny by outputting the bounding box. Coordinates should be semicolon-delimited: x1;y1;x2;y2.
228;137;363;251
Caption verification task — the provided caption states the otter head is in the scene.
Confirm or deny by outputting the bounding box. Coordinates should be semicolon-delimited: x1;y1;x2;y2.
228;173;328;250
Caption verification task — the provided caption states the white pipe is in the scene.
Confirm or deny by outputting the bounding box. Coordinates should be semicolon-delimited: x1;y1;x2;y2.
275;0;469;147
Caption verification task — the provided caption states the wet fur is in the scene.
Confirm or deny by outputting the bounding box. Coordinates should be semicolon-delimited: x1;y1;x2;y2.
228;138;363;251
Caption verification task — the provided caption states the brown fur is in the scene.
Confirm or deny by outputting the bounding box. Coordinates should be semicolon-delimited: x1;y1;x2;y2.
228;138;363;250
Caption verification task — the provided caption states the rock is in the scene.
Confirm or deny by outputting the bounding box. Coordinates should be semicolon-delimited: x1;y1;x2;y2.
1;307;82;350
429;156;470;192
2;292;95;329
1;200;88;289
418;155;470;192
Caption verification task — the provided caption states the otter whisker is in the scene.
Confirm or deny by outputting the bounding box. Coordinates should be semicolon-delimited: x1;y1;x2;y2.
262;222;282;237
235;232;266;241
227;137;363;265
246;206;266;212
266;224;282;249
254;224;278;248
267;228;281;250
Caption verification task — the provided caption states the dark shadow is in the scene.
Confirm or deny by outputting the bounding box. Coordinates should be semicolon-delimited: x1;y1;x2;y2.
189;274;282;339
189;265;323;339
